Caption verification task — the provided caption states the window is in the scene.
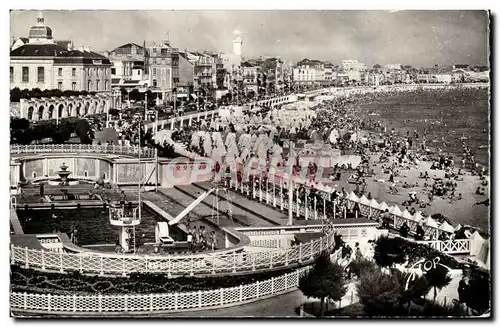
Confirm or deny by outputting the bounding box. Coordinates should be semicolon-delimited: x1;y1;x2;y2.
105;80;109;90
153;68;157;75
153;58;157;64
10;67;13;82
87;80;92;91
96;79;100;90
58;68;62;76
72;68;76;76
32;172;37;179
37;67;44;82
72;82;76;91
153;79;157;87
111;68;116;75
84;171;88;177
58;81;63;90
152;47;157;54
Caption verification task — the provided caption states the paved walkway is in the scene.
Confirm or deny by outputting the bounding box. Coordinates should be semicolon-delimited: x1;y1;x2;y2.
194;182;289;226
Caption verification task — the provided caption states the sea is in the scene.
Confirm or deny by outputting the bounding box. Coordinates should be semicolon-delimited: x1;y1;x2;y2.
353;87;490;168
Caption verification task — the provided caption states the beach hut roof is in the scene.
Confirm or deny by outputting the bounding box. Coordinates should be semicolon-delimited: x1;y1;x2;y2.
439;221;455;233
425;216;439;229
369;198;379;208
454;223;462;231
346;191;359;202
359;195;370;206
378;201;390;211
401;209;412;220
389;205;402;216
412;211;424;222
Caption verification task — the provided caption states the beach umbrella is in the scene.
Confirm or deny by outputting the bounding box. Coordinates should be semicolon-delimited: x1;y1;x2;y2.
439;221;455;234
389;205;402;216
369;198;379;208
378;201;390;212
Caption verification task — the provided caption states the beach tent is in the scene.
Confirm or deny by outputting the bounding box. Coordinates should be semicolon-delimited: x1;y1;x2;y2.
378;201;390;212
346;191;359;202
369;198;379;208
389;205;403;216
359;195;370;206
401;209;413;221
438;221;455;234
425;216;439;229
412;211;424;223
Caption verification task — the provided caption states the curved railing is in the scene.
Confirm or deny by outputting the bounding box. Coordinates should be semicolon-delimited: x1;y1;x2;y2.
10;144;155;158
10;227;335;277
10;248;342;315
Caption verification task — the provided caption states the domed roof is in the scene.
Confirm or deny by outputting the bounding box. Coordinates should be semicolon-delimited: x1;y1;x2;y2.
28;25;53;39
27;12;54;43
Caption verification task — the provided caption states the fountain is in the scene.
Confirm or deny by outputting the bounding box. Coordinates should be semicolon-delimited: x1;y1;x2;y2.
48;163;80;186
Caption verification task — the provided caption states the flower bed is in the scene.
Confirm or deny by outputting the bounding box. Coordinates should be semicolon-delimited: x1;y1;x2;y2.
10;264;297;296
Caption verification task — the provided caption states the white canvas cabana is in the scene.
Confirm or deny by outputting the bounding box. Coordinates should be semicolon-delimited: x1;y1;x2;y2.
378;201;390;212
369;198;379;208
439;221;455;234
401;209;413;220
346;191;359;202
359;195;370;206
412;211;425;223
389;205;402;216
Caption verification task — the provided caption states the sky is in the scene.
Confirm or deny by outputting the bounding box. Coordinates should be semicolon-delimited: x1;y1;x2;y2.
10;10;490;67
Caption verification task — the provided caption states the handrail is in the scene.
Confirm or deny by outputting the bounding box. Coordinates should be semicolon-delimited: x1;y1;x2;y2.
10;226;335;276
10;144;155;158
11;248;344;315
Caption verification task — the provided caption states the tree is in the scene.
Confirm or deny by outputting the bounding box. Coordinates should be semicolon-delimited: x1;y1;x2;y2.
349;258;378;278
373;236;407;269
425;266;452;303
74;119;93;144
357;267;404;316
298;253;347;316
463;269;490;315
373;64;382;69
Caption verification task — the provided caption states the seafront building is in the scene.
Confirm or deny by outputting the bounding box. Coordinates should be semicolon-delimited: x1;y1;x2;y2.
10;13;112;93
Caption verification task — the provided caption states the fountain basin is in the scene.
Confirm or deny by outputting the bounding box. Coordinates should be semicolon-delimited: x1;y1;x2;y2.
48;178;80;186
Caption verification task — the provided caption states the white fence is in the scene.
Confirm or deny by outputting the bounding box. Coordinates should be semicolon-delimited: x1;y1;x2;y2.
10;248;343;315
417;239;471;254
11;229;335;276
10;144;155;158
